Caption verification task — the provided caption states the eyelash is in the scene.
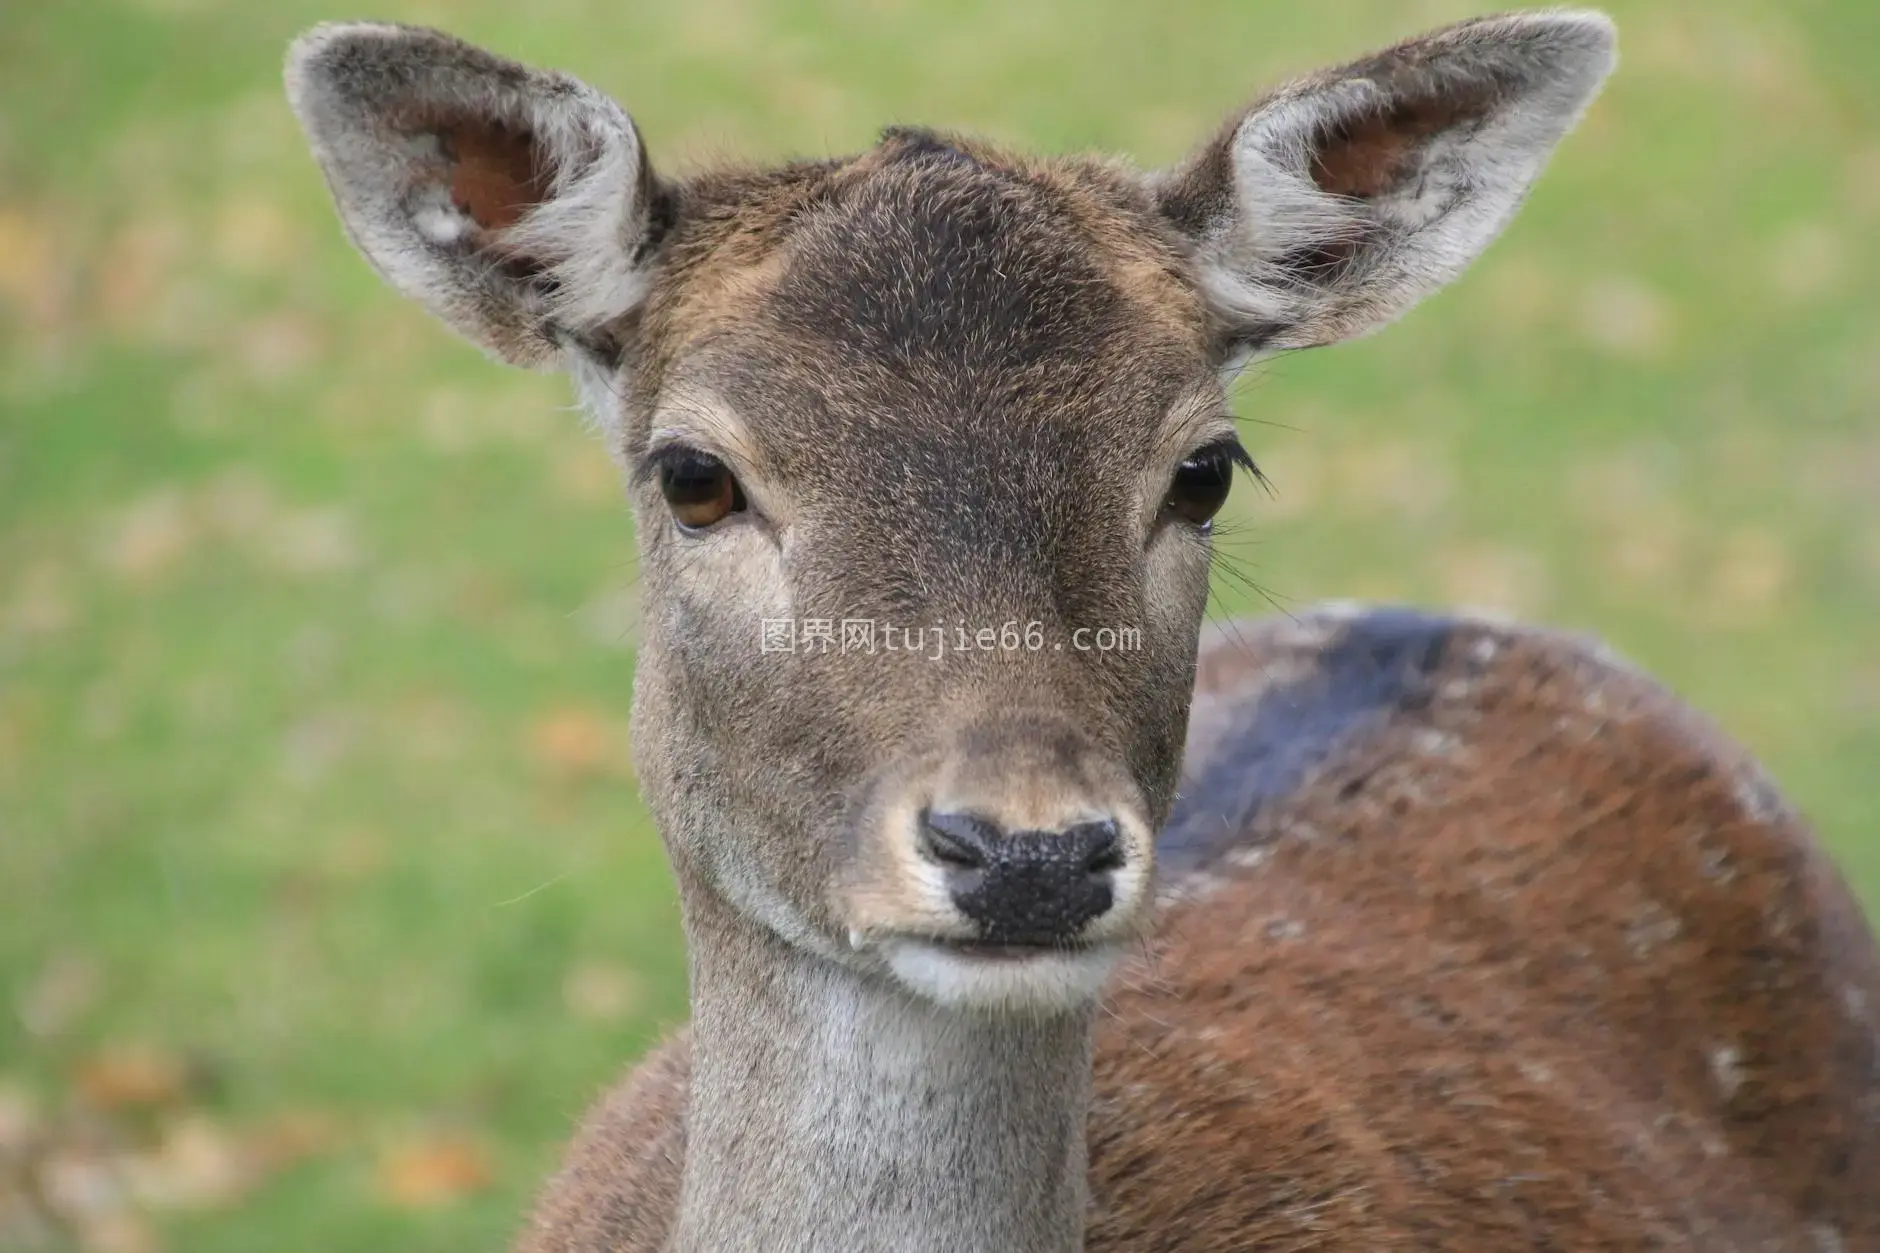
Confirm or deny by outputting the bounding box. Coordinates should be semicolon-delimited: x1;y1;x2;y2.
1190;436;1259;476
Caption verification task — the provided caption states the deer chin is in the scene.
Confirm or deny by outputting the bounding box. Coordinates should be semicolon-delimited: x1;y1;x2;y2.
877;935;1125;1014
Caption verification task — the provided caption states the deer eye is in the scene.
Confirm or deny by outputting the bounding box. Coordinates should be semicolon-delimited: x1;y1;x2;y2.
1163;438;1253;529
657;450;747;531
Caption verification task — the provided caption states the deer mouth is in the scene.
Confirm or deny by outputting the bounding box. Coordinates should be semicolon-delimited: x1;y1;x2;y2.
930;939;1109;961
874;934;1127;1011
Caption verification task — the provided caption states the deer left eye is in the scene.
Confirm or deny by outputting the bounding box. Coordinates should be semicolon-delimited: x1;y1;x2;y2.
658;450;747;531
1163;440;1251;529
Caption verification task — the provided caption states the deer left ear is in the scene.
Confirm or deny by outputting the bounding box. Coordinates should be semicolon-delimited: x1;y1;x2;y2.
1155;9;1616;363
286;23;669;371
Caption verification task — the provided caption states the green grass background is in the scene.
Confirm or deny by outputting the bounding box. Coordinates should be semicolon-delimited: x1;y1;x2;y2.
1;0;1875;1248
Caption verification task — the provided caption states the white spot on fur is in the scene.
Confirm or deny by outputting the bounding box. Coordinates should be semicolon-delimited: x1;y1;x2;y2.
1842;984;1870;1023
1708;1043;1745;1099
1162;869;1233;906
1732;771;1785;823
410;188;475;245
1412;728;1462;758
1439;679;1477;703
1264;917;1306;942
1812;1224;1847;1253
1225;843;1274;870
1276;817;1321;844
1625;899;1683;957
1515;1058;1555;1086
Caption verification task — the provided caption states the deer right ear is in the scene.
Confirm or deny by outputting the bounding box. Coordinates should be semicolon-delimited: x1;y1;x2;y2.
285;24;668;370
1154;9;1616;366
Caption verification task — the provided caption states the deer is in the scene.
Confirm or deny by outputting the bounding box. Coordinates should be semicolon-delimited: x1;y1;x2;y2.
284;9;1880;1250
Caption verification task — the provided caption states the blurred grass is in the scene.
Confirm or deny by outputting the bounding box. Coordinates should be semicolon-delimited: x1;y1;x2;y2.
1;0;1876;1249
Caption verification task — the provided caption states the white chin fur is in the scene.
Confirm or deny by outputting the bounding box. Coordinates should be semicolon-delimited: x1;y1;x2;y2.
882;940;1122;1014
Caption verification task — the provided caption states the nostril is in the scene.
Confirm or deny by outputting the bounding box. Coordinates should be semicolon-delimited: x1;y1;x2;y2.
921;810;1128;945
919;809;997;870
1071;819;1125;875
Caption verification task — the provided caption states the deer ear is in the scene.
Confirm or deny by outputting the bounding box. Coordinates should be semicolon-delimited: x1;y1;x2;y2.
1155;9;1616;363
285;24;669;369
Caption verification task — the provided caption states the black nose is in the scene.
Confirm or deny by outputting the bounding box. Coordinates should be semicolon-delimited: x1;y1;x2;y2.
919;810;1125;945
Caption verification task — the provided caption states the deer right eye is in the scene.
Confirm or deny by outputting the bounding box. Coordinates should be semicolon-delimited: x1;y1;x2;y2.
1162;437;1257;531
657;450;747;531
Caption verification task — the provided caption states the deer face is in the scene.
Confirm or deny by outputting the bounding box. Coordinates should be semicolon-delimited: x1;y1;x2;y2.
286;12;1614;1011
621;139;1227;1009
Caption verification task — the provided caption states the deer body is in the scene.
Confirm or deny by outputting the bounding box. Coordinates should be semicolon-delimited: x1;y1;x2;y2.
285;10;1880;1250
520;608;1880;1252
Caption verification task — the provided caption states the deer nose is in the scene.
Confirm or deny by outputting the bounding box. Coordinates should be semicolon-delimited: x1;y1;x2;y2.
918;809;1125;944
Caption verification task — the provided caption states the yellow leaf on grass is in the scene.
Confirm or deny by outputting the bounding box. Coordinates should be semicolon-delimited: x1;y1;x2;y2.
73;1046;192;1112
128;1116;252;1212
379;1135;493;1209
527;707;623;780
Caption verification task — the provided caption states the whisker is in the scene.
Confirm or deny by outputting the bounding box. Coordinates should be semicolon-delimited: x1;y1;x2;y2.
491;870;574;908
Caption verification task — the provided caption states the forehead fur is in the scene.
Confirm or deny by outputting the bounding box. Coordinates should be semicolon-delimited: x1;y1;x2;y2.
630;128;1210;420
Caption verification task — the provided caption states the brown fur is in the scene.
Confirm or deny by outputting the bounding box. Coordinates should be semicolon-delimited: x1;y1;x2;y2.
444;120;549;231
1309;98;1485;200
520;612;1880;1251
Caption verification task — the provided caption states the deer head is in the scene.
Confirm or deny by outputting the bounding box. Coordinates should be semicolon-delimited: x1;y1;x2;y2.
286;11;1615;1015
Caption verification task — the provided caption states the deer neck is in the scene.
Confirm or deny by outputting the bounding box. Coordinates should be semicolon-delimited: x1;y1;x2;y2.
671;886;1095;1253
